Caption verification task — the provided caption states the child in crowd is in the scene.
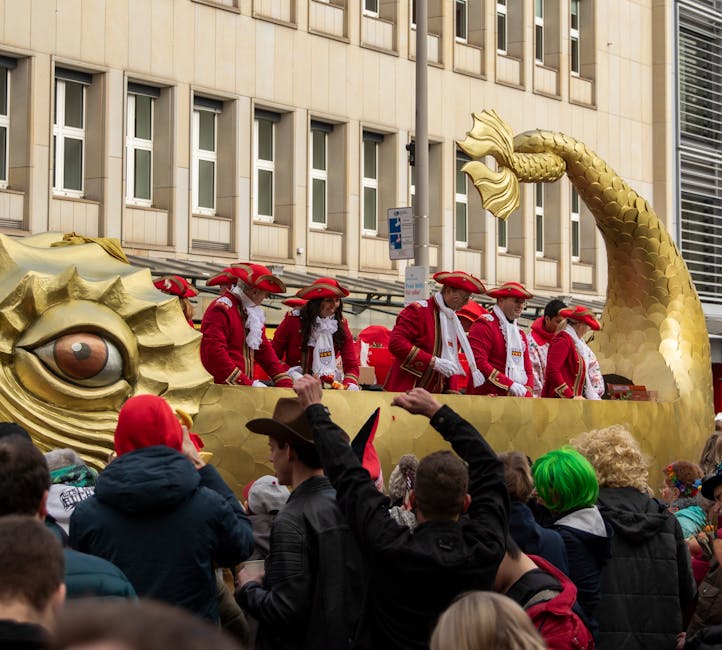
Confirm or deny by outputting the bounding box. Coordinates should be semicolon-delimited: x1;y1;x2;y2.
244;475;290;561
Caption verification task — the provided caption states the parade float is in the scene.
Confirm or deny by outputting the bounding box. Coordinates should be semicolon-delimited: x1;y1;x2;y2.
0;111;711;493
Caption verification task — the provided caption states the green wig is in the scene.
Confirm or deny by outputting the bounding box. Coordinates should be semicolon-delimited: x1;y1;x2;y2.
532;447;599;513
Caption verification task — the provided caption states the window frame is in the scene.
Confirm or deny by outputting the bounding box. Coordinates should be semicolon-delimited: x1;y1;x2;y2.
455;156;468;246
361;136;379;236
53;78;86;198
455;0;468;43
535;183;544;256
363;0;379;17
254;116;276;222
309;126;328;229
192;105;218;216
534;0;544;64
0;67;9;189
496;0;507;53
125;92;154;207
570;0;580;75
571;186;581;261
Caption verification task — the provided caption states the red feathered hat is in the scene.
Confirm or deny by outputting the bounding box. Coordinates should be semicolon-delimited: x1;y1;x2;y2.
114;394;184;456
296;277;350;300
236;263;286;294
206;268;241;287
282;297;308;309
153;275;198;299
432;271;486;294
559;305;601;331
486;281;533;299
456;300;488;325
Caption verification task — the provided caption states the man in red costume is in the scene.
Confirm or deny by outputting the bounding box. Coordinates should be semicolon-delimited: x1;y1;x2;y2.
527;299;567;397
385;270;486;393
200;263;292;387
467;282;534;397
542;306;600;398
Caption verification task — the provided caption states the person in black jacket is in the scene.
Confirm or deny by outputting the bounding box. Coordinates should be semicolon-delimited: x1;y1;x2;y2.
293;375;509;650
573;424;695;650
70;394;253;621
236;396;365;650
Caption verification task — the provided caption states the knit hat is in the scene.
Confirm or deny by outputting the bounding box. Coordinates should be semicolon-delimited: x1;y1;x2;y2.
114;394;184;456
432;271;486;294
248;475;290;514
296;277;350;300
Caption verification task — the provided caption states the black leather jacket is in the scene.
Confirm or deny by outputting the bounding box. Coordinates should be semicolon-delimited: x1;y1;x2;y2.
237;475;365;650
307;403;509;650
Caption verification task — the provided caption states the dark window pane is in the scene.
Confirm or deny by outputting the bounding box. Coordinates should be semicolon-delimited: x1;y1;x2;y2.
63;137;83;191
198;111;215;152
571;37;580;73
498;219;507;247
198;159;215;209
64;82;84;129
134;149;151;200
258;169;273;216
312;130;326;170
0;69;8;116
257;119;273;161
535;25;544;62
456;160;467;194
363;186;377;230
497;14;507;51
536;214;544;253
536;184;543;207
135;95;152;140
572;220;580;257
572;188;580;212
456;0;467;39
0;127;6;181
363;140;376;178
456;202;467;242
312;178;326;223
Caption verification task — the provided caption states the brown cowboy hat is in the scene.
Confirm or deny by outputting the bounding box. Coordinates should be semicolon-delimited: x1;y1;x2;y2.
246;397;316;448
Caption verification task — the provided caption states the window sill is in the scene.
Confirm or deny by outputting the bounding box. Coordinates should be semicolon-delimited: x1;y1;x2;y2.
125;203;165;213
192;212;230;221
190;0;240;14
52;194;98;206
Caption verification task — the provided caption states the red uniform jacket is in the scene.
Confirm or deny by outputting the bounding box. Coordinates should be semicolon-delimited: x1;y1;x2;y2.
385;299;464;393
200;291;292;387
466;312;533;396
542;331;585;398
271;312;360;387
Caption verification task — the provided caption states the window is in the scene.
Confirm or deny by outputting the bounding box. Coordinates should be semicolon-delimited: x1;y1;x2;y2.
364;0;379;16
570;0;580;74
362;132;381;234
53;71;89;196
455;156;468;245
410;0;416;27
534;0;544;63
192;97;221;215
571;186;580;260
455;0;468;42
0;67;9;188
254;111;279;221
310;122;330;227
497;0;507;53
535;184;544;255
498;218;507;250
126;85;158;206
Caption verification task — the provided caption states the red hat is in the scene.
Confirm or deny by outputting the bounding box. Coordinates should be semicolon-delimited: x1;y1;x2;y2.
432;271;486;294
206;268;242;287
358;325;391;346
456;300;488;324
559;305;601;331
296;277;350;300
236;263;286;293
282;297;308;309
114;394;183;456
486;281;533;299
153;275;198;298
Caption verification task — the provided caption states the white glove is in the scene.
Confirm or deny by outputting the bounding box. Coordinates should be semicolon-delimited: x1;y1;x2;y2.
347;383;360;391
252;380;268;388
433;357;456;378
288;367;304;381
509;382;527;397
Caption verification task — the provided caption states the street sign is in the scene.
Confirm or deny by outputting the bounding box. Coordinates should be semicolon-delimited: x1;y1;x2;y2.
404;265;428;305
388;207;414;260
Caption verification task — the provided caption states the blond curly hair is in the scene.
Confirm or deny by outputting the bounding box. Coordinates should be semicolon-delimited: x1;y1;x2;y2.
571;424;649;493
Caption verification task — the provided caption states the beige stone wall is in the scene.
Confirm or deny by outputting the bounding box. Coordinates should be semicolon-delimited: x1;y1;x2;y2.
0;0;667;304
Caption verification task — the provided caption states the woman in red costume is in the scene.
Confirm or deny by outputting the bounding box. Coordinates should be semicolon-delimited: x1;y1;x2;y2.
153;275;198;327
272;278;360;390
542;306;601;399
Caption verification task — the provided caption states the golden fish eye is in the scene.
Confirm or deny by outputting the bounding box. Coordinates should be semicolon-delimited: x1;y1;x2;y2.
34;333;123;387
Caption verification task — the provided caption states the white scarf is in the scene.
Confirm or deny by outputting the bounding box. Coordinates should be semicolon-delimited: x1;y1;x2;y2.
564;324;600;400
434;293;484;387
492;304;527;384
232;284;265;351
308;316;340;379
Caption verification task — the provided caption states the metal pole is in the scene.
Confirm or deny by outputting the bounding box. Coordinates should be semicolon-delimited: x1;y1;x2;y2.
414;0;429;270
